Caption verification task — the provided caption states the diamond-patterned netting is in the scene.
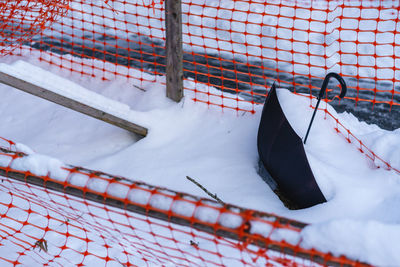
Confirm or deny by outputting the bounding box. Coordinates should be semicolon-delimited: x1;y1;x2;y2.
0;137;368;266
5;0;400;113
0;0;69;55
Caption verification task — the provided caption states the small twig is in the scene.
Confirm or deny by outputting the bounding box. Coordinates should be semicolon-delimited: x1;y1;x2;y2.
59;213;84;226
73;213;84;221
103;0;120;15
59;217;70;226
186;176;225;205
132;84;146;92
113;257;127;267
34;239;48;252
190;240;199;248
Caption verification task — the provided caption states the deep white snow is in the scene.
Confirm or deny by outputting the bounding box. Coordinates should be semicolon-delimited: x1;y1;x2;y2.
0;49;400;265
1;0;400;265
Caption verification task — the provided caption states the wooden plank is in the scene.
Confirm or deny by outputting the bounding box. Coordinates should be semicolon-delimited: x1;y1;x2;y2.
165;0;183;102
0;69;148;137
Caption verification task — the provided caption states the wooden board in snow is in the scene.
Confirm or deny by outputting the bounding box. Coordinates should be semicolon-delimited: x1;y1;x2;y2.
0;61;147;137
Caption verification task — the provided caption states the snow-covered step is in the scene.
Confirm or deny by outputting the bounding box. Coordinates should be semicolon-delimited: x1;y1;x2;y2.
0;60;147;136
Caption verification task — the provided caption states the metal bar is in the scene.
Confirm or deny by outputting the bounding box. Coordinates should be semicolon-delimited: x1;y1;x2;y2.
303;97;322;144
304;73;347;144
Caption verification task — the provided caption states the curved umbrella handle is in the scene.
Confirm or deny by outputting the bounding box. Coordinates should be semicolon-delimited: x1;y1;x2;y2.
303;72;347;144
318;72;347;100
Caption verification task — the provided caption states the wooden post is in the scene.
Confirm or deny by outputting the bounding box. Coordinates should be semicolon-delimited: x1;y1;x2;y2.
165;0;183;102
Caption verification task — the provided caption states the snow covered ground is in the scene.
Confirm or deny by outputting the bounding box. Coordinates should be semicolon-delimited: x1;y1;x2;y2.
2;0;400;265
0;48;400;265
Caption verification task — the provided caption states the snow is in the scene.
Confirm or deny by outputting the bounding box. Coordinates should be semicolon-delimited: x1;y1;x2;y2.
0;60;144;127
1;50;400;265
10;153;67;178
0;178;264;266
301;220;400;266
276;89;400;201
1;0;400;265
339;112;400;170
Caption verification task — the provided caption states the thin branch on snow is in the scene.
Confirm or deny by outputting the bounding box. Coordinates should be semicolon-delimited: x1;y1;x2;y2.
190;240;199;248
186;176;225;205
34;239;48;252
132;84;146;91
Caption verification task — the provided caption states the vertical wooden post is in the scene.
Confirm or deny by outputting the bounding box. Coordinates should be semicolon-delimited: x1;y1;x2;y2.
165;0;183;102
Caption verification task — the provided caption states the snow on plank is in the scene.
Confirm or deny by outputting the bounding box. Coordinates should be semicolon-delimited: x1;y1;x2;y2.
0;60;148;136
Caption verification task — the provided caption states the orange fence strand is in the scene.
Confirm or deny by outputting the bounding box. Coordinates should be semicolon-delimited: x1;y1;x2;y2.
1;0;399;265
4;0;398;114
0;141;368;266
0;0;69;55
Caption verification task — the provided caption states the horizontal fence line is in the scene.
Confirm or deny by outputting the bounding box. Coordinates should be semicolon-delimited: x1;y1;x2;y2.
0;147;367;267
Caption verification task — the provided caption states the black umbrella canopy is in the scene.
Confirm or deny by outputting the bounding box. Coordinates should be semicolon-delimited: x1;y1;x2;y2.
257;74;347;209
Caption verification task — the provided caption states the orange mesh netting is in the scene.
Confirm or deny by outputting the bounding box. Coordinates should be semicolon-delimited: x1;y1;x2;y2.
4;0;399;114
0;1;398;265
0;137;368;266
0;0;69;55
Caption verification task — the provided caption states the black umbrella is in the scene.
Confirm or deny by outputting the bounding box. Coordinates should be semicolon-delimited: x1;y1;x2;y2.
257;73;347;209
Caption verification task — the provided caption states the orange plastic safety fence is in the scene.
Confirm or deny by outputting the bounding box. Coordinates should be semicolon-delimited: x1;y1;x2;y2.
0;137;368;266
301;93;400;175
325;106;400;174
3;0;400;114
0;0;69;55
